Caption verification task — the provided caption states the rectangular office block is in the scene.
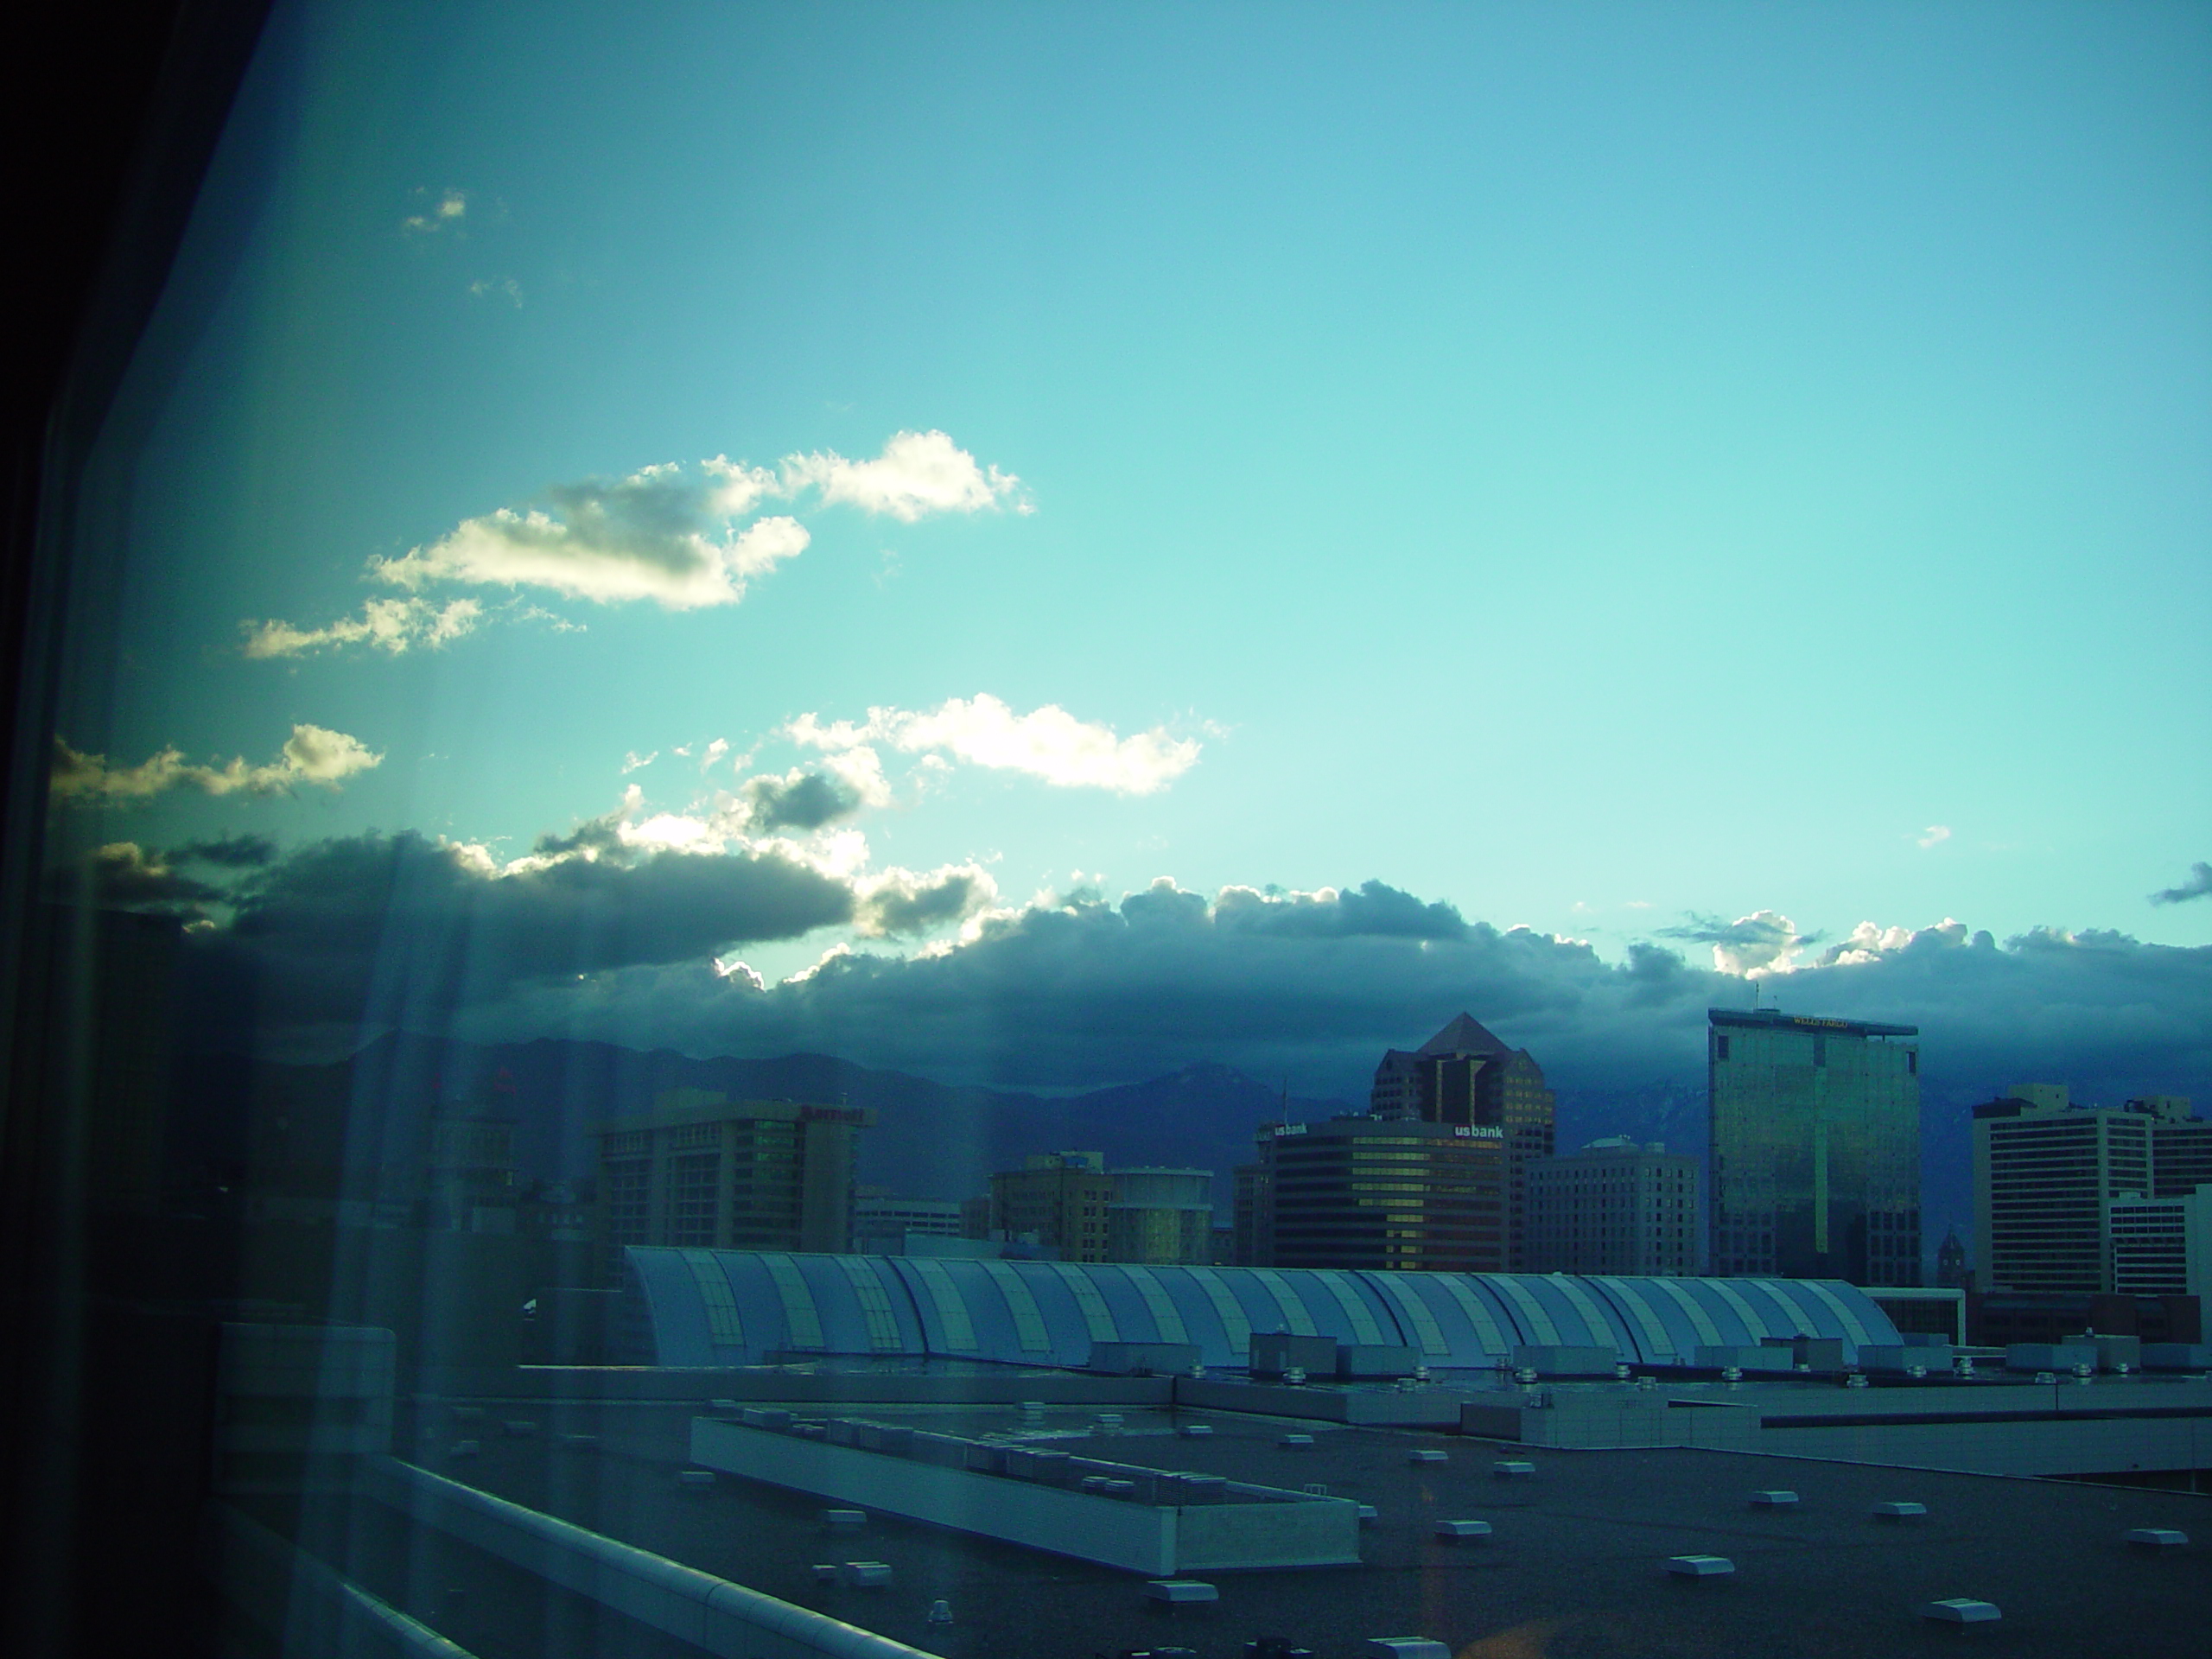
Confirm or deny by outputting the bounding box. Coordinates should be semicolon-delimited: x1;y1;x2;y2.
1433;1520;1491;1540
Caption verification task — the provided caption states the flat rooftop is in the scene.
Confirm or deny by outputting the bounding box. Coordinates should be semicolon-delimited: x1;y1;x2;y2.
1707;1007;1919;1039
279;1389;2212;1659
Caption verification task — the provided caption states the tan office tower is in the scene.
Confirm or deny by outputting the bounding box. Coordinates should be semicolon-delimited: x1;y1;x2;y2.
1526;1137;1704;1276
988;1152;1116;1262
594;1090;869;1266
1370;1014;1555;1267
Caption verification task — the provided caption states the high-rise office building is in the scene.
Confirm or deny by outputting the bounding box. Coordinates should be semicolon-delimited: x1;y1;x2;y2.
1230;1162;1270;1267
1246;1116;1507;1271
1974;1087;2204;1294
1708;1007;1921;1286
850;1187;965;1255
984;1155;1214;1264
422;1102;520;1234
2109;1185;2212;1300
1525;1137;1703;1276
2144;1096;2212;1197
1370;1014;1554;1267
988;1152;1115;1262
594;1090;869;1265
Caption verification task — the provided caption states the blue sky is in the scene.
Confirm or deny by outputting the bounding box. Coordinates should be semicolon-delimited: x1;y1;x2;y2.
49;2;2212;1086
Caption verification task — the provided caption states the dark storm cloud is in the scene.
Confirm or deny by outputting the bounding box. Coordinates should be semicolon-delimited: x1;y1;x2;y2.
1661;912;1827;951
474;886;2212;1113
181;829;855;1039
531;812;627;860
54;842;228;913
742;769;865;834
2150;861;2212;906
175;833;278;868
1214;880;1470;940
862;868;987;938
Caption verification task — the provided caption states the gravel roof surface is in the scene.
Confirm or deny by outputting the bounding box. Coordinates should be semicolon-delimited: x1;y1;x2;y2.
352;1396;2212;1659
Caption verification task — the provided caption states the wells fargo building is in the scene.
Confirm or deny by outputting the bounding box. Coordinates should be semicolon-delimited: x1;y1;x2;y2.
1708;1007;1921;1287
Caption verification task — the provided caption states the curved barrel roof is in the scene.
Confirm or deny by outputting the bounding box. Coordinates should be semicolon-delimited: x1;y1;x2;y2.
619;1249;1899;1370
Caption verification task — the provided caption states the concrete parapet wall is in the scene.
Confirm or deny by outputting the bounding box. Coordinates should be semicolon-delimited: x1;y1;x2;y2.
364;1456;932;1659
210;1501;478;1659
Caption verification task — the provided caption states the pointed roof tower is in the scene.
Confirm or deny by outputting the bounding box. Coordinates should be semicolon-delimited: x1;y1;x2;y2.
1418;1013;1511;1058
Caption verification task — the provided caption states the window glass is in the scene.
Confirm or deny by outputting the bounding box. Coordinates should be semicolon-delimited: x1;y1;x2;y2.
12;4;2212;1657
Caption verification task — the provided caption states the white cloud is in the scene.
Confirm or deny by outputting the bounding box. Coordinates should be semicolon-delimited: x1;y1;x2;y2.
620;751;659;774
51;724;382;804
403;188;467;233
713;957;766;991
781;429;1026;522
242;597;483;659
1918;824;1953;849
1821;918;1942;967
790;694;1200;795
243;431;1022;652
702;738;730;771
375;461;803;610
1660;908;1810;977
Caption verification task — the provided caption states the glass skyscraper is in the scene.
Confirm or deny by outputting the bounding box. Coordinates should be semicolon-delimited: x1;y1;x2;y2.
1708;1008;1922;1286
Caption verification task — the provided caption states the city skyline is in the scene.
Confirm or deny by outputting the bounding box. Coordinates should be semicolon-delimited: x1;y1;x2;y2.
15;10;2212;1657
37;2;2209;1112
